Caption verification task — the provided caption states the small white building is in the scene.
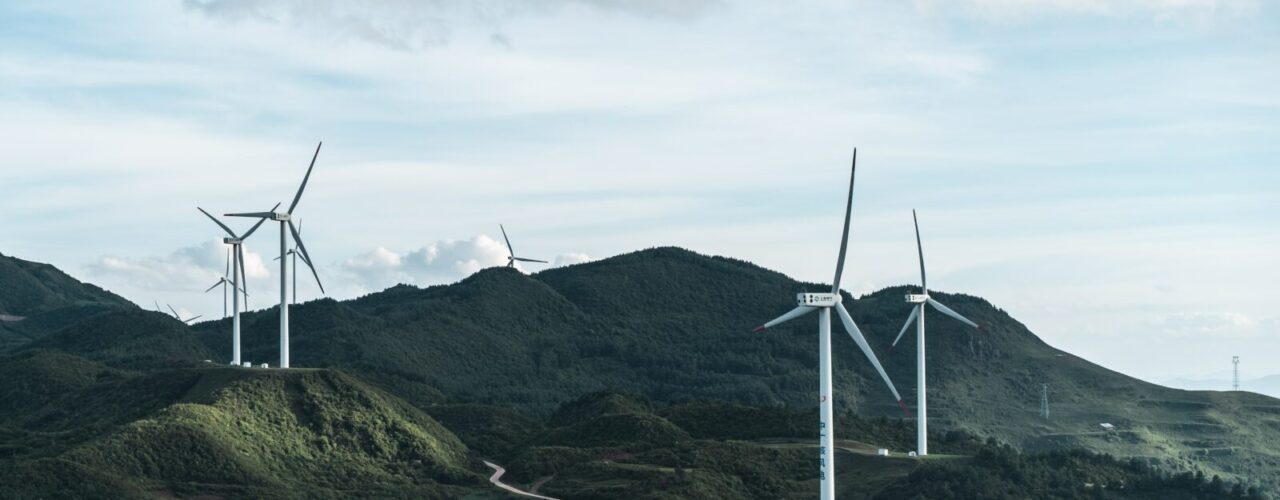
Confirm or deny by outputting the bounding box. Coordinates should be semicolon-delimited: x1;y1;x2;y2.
242;362;251;368
876;449;890;457
260;363;269;369
1100;423;1115;430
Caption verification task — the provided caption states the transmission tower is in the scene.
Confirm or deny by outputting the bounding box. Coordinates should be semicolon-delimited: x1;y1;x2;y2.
1233;356;1240;391
1040;383;1049;419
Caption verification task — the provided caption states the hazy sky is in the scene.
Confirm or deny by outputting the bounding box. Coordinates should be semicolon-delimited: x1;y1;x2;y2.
1;0;1276;384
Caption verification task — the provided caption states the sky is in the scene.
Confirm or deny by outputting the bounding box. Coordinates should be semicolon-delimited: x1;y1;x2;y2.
0;0;1276;385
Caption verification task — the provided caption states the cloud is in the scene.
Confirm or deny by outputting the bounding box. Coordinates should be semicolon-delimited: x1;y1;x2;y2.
87;240;270;292
181;0;721;50
553;252;592;267
1153;311;1267;337
340;235;516;290
948;0;1260;23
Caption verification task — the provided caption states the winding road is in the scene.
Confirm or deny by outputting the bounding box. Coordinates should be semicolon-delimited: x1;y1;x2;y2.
484;461;560;500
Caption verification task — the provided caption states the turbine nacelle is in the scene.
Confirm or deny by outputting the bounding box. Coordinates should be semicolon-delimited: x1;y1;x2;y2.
797;293;839;307
223;237;243;245
270;212;290;222
905;293;928;303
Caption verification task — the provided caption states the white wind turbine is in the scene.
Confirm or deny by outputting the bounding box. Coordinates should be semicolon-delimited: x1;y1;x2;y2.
890;209;979;456
752;150;908;500
198;204;274;365
226;142;325;369
205;248;247;318
500;224;547;268
165;304;202;324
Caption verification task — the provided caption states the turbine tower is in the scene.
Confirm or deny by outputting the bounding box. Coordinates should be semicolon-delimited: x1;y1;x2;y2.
274;219;301;305
1233;356;1240;391
198;205;274;365
500;225;548;268
890;209;980;456
227;142;325;369
205;248;247;318
752;150;907;500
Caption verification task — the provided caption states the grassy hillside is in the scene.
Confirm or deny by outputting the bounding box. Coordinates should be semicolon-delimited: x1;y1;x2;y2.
0;253;133;316
0;364;482;498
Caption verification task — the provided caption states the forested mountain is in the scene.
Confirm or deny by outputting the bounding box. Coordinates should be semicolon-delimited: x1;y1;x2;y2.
0;248;1274;497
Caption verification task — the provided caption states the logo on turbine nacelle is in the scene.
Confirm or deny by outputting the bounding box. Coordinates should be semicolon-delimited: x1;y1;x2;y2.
905;294;928;303
796;293;838;307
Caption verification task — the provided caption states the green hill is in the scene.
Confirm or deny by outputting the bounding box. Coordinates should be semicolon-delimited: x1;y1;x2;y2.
0;364;481;498
0;253;133;316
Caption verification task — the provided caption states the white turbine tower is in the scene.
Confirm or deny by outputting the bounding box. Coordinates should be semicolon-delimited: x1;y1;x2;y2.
205;248;247;318
198;204;274;365
274;219;301;305
500;224;548;268
226;142;325;369
890;209;980;456
752;150;908;500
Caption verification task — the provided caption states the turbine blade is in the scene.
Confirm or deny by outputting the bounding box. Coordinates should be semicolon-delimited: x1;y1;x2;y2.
500;224;514;257
167;304;180;318
891;305;920;349
835;302;907;411
205;280;223;293
237;245;249;299
512;257;548;263
753;305;816;332
913;209;926;292
197;207;237;237
287;141;322;214
224;248;230;277
185;315;202;323
830;149;856;294
240;203;280;239
927;298;979;329
225;212;276;218
154;301;161;312
289;219;324;294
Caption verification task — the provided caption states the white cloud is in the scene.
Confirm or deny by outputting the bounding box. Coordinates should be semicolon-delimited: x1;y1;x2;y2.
340;235;515;291
87;240;270;292
553;252;592;267
1153;311;1267;337
181;0;721;50
952;0;1260;23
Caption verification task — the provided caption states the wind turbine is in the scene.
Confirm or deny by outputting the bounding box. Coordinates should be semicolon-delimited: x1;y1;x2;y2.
889;209;979;456
226;142;325;369
166;304;203;324
751;150;907;500
500;224;547;268
205;248;247;318
198;204;274;366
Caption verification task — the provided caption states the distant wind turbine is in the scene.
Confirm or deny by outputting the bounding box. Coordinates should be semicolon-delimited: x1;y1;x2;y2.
166;304;202;324
205;248;247;318
198;204;274;366
890;209;980;456
226;142;326;369
752;150;907;500
500;224;547;268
